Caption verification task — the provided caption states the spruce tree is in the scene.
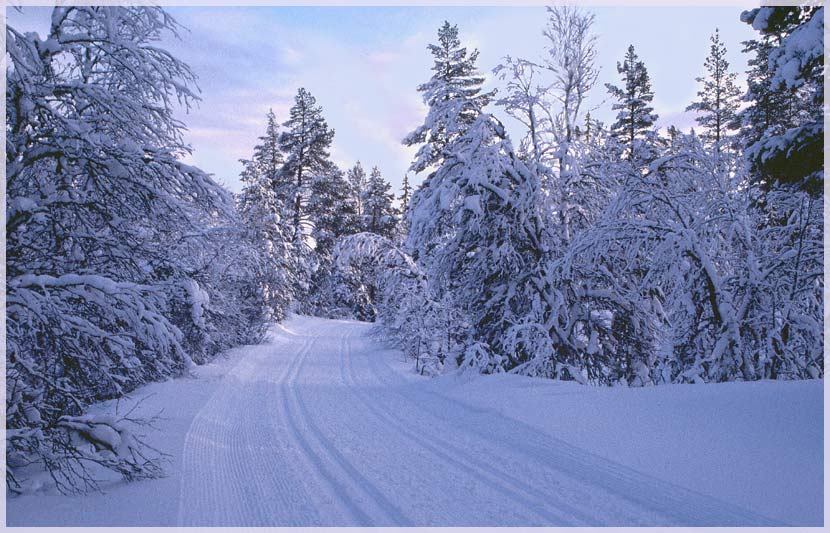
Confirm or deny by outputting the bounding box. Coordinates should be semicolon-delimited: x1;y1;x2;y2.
252;109;285;197
407;112;546;373
305;167;362;317
605;45;658;157
237;112;294;320
740;6;823;195
397;174;413;240
400;174;413;210
685;29;742;149
403;21;495;173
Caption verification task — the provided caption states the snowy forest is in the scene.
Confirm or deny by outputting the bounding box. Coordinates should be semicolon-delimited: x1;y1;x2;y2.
5;4;824;503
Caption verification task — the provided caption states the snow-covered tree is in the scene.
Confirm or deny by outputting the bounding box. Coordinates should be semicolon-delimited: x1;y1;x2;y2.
332;233;446;374
304;167;365;317
586;130;821;383
310;167;361;260
739;6;823;195
274;88;337;302
540;6;599;178
5;6;241;492
396;174;413;241
278;87;337;242
233;109;299;318
404;21;495;174
407;111;547;372
493;55;551;166
521;6;603;245
361;166;399;239
237;159;292;321
747;188;823;379
605;45;658;159
251;110;285;196
346;161;368;220
685;29;742;150
164;214;274;363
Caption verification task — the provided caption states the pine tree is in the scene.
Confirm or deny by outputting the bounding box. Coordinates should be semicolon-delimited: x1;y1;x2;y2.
605;45;658;157
362;166;398;239
278;88;336;243
685;29;742;149
403;21;495;173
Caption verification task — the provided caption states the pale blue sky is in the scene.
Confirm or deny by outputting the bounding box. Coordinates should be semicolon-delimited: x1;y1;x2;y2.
7;5;759;194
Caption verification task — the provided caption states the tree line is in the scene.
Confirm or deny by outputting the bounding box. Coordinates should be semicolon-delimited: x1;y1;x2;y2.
236;94;407;322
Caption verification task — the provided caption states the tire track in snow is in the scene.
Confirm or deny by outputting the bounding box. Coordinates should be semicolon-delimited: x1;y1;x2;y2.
363;333;783;527
356;337;650;525
279;335;412;526
248;338;325;525
276;339;370;525
339;333;597;526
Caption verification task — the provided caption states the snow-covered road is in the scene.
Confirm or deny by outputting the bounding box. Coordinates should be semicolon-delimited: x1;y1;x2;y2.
174;316;782;527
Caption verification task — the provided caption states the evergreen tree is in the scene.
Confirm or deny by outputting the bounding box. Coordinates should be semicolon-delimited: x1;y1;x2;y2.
362;166;398;239
738;38;788;151
685;29;742;149
407;112;546;373
346;161;368;221
400;174;413;210
397;174;413;240
252;109;285;197
740;6;823;195
236;118;293;321
605;45;658;157
278;88;336;243
404;21;495;173
309;167;361;265
305;167;362;318
276;88;336;301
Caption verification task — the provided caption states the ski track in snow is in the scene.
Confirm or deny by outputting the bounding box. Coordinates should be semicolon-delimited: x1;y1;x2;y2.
176;317;784;527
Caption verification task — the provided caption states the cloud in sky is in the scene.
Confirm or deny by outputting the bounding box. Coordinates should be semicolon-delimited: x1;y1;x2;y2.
8;5;758;194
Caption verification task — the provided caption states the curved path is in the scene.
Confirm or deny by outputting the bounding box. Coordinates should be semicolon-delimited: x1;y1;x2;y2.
177;316;780;527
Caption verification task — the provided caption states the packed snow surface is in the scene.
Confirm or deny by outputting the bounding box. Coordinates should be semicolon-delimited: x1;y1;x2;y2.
6;316;823;526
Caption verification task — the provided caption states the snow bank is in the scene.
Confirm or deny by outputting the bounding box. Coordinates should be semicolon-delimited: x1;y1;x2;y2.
424;372;824;526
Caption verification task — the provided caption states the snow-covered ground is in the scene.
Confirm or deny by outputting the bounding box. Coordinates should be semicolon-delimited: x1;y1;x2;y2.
6;315;823;526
